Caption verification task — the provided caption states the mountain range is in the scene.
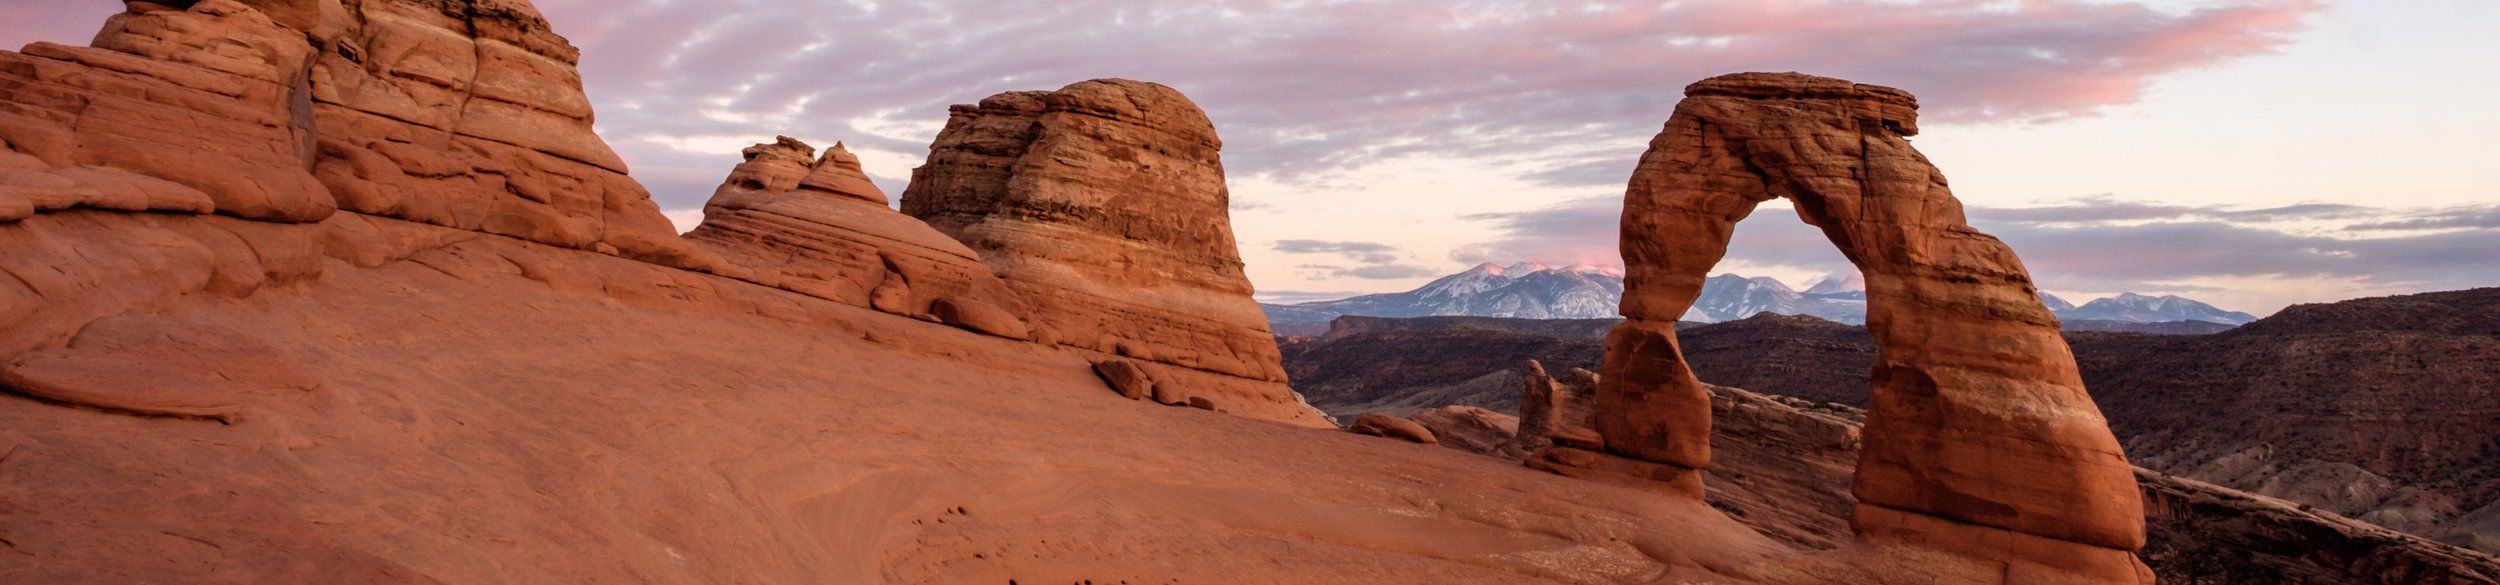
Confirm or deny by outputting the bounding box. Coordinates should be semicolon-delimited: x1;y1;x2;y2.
1263;263;2260;333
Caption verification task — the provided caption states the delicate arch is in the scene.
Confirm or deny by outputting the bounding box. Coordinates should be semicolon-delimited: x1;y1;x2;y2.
1599;73;2150;581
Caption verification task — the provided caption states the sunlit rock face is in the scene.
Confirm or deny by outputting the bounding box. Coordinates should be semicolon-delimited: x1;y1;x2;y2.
0;0;704;359
1604;71;2151;583
901;78;1329;428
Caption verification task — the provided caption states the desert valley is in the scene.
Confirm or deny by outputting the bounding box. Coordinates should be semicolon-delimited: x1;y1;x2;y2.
1;1;2495;584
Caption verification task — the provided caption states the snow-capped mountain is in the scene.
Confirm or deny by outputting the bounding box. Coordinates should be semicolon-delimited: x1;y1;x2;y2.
2059;292;2259;325
1802;272;1866;301
1262;265;2258;331
1689;274;1865;324
1262;262;1625;323
2040;291;2078;312
1260;264;1854;326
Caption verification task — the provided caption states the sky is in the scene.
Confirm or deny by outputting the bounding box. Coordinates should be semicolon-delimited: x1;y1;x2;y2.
5;0;2494;314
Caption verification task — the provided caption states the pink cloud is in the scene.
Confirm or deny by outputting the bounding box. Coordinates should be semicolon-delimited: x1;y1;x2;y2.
0;3;116;48
5;1;2322;207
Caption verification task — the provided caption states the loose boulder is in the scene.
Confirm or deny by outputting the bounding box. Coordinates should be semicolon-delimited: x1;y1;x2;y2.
1414;405;1519;457
931;296;1029;341
1348;413;1437;445
1092;358;1155;400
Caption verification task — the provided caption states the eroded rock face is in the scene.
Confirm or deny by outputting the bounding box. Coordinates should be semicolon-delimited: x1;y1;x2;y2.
0;0;711;371
306;0;692;262
682;136;1028;328
901;78;1327;427
0;2;327;223
1409;405;1517;455
0;0;691;263
1508;360;1568;457
1607;72;2148;581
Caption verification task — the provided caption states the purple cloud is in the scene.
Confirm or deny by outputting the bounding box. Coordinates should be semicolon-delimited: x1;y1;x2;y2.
1457;197;2500;296
1966;195;2378;223
4;1;2320;208
1275;239;1404;265
2353;205;2500;231
551;0;2324;207
1276;239;1436;279
549;0;2321;204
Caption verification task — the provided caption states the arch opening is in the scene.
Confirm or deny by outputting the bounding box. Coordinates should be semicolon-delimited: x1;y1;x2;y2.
1592;72;2151;581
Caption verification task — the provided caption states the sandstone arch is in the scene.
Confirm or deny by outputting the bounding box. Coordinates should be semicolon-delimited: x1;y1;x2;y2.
1601;73;2150;581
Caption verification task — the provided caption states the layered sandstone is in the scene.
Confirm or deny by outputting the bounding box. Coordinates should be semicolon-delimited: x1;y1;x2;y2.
303;0;693;262
0;2;328;224
901;79;1326;427
0;0;695;362
682;136;1028;329
0;0;691;253
1605;72;2148;581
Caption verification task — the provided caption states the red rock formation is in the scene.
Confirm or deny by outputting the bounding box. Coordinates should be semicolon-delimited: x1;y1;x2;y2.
1560;367;1601;426
802;142;888;206
0;2;329;223
1409;405;1517;455
1606;72;2148;581
0;0;692;256
1091;357;1155;400
901;79;1327;428
1508;360;1568;456
303;0;693;261
1348;413;1437;445
681;136;1028;328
